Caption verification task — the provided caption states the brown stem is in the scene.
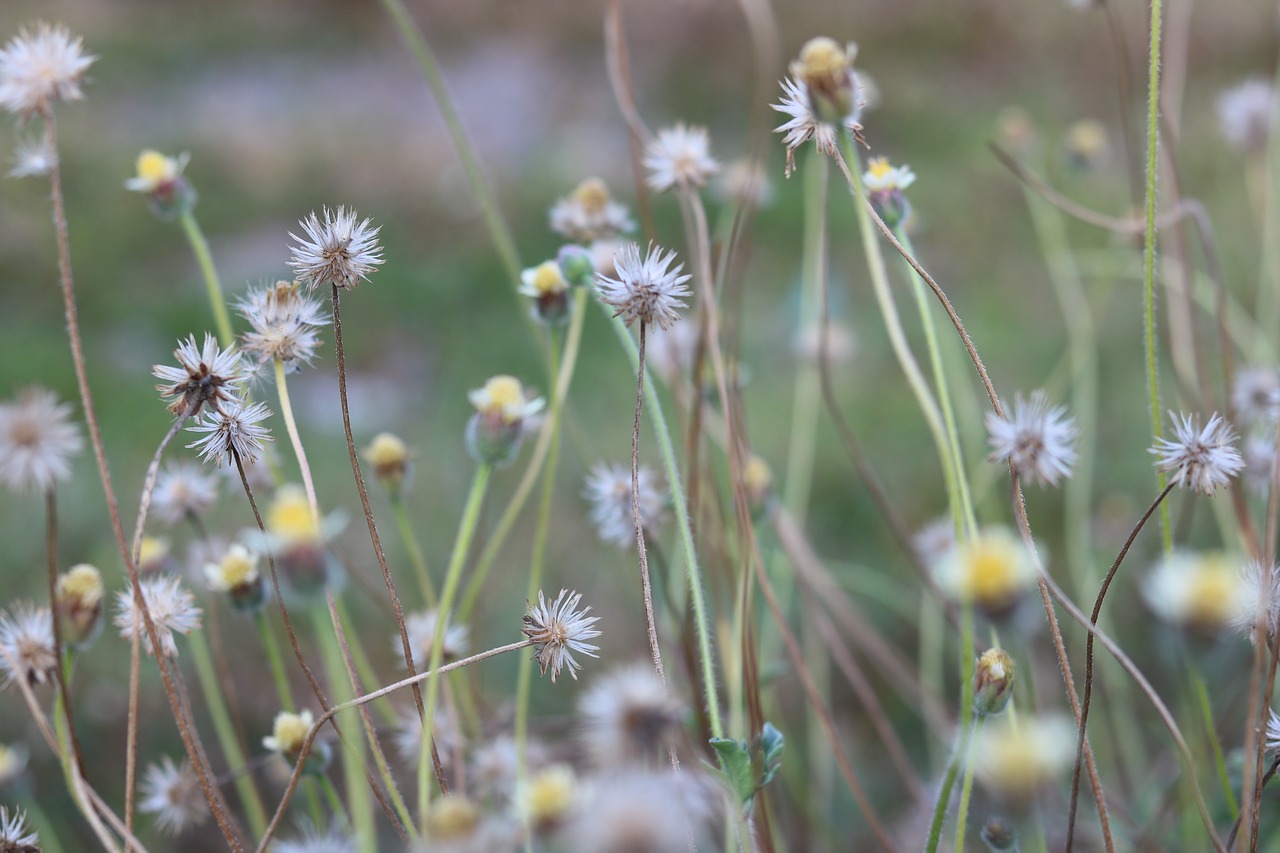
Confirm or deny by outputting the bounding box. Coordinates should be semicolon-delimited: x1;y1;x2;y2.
1066;481;1175;849
43;110;244;852
632;321;667;683
43;489;85;778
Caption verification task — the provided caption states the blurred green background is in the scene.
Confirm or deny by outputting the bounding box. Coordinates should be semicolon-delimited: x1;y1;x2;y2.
0;0;1276;848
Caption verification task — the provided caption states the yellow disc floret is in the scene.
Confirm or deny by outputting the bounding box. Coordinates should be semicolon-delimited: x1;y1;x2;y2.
57;563;103;607
572;178;611;215
264;709;313;755
267;485;320;544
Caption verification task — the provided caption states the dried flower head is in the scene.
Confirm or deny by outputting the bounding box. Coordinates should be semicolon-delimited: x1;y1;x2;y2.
400;608;469;668
1233;366;1280;426
0;805;38;853
7;133;55;179
0;386;81;493
579;664;685;767
471;734;551;804
186;399;273;467
549;178;634;243
1149;411;1244;496
1218;78;1275;153
932;528;1036;616
0;22;94;118
1232;560;1280;642
153;333;247;418
237;280;329;373
773;37;866;176
152;461;219;525
644;123;719;193
971;715;1076;800
595;242;691;330
0;602;56;687
986;390;1078;487
139;756;209;835
56;563;102;648
583;461;667;549
1142;550;1246;633
288;206;384;291
562;770;714;853
113;575;202;658
393;704;458;769
523;589;602;683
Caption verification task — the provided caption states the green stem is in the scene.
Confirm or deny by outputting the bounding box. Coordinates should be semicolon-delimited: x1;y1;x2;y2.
419;463;492;824
391;493;436;608
274;358;322;528
1142;0;1171;552
187;629;269;839
178;209;234;348
256;611;296;713
1191;664;1237;817
954;714;984;852
924;716;977;853
318;773;351;824
605;308;723;739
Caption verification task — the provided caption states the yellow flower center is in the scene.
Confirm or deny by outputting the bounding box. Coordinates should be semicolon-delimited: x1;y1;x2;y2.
476;375;524;418
867;157;892;181
57;564;103;606
135;150;172;185
218;547;258;588
1184;558;1239;627
530;261;568;296
572;178;611;215
267;487;320;543
366;432;408;468
965;537;1027;609
796;37;849;81
522;765;575;824
139;536;169;566
427;796;479;839
270;711;312;754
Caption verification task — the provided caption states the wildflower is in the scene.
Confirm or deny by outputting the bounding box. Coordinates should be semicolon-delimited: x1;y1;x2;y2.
56;563;102;648
152;461;219;526
0;742;29;787
1218;78;1275;153
274;819;354;853
556;244;595;288
862;156;916;227
646;321;698;382
139;756;208;835
256;485;345;601
773;37;866;177
125;150;194;217
0;602;56;687
186;399;273;467
515;764;577;832
584;461;668;549
1149;411;1244;496
0;386;81;493
562;770;714;853
113;575;201;658
203;544;265;612
549;177;634;243
425;795;481;839
7;134;55;179
392;705;458;768
1063;118;1110;170
519;260;572;326
1231;560;1280;642
644;123;719;193
1232;366;1280;426
996;105;1037;155
400;608;469;669
523;589;602;683
288;206;384;291
932;528;1037;617
237;280;329;374
579;664;684;767
153;333;247;418
0;805;38;853
715;157;773;209
986;390;1078;487
1142;550;1248;633
0;22;94;119
973;649;1015;716
971;715;1076;799
913;517;957;567
466;375;544;466
264;708;330;776
364;432;410;493
595;242;691;331
471;735;550;804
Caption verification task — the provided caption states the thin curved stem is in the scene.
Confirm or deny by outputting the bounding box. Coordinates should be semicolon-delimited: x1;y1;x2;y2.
632;321;667;682
178;209;234;348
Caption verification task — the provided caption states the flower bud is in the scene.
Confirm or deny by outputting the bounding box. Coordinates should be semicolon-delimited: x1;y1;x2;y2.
125;150;196;219
56;564;103;649
519;260;571;326
791;37;861;125
974;648;1016;716
465;375;544;467
364;432;410;494
203;544;266;614
980;817;1019;851
557;244;595;288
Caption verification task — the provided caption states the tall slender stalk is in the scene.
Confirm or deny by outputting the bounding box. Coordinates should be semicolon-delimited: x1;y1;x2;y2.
178;209;234;348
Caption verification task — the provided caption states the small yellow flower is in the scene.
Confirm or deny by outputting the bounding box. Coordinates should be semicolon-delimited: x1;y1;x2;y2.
520;261;569;299
933;528;1036;615
572;178;611;215
267;485;320;545
468;375;543;424
364;432;409;488
517;764;577;829
57;564;102;608
426;795;479;839
263;709;313;756
125;149;188;194
204;545;259;592
1143;551;1247;632
863;157;917;193
973;716;1075;798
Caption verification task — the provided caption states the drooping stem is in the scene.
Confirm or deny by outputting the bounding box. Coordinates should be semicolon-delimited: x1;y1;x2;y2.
178;209;234;348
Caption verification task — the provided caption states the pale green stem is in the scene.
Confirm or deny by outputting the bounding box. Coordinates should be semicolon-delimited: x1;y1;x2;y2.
256;612;297;714
952;598;977;851
418;463;492;826
1143;0;1172;552
390;493;436;608
318;774;350;825
953;713;984;853
1190;663;1237;817
924;716;977;853
187;629;269;839
515;331;564;837
313;607;375;852
605;308;723;739
895;227;978;538
178;209;235;348
457;288;588;624
273;358;322;529
376;0;520;290
839;137;969;542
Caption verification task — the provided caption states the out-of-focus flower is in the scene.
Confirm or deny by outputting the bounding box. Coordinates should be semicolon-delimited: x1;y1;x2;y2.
549;178;634;244
986;390;1078;488
773;37;866;176
237;280;328;374
519;260;571;326
113;576;202;658
1150;412;1244;496
1233;366;1280;426
7;133;55;179
863;156;916;227
0;741;29;787
274;819;354;853
714;157;773;209
56;563;102;649
139;756;209;835
152;461;219;526
514;764;577;834
125;150;194;217
203;543;265;613
1063;118;1110;170
0;386;81;494
0;22;94;118
153;333;247;418
523;589;602;683
0;602;56;687
364;432;410;493
584;461;668;549
288;206;384;291
561;770;716;853
932;528;1037;617
466;375;544;466
1218;78;1275;154
400;609;469;669
1142;550;1249;634
644;123;719;193
971;715;1076;800
579;664;685;767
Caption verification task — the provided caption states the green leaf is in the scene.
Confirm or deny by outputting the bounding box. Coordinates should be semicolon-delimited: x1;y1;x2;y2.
710;736;756;804
757;722;785;788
